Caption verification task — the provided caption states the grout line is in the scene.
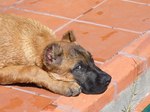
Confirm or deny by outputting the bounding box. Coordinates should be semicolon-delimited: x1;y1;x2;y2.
74;19;142;34
111;80;118;100
118;51;147;62
11;8;142;34
81;0;108;15
53;104;80;112
103;31;148;69
54;15;83;33
14;0;25;5
82;8;93;15
74;19;113;28
0;0;25;12
13;7;72;20
118;51;148;73
54;0;108;33
53;20;74;33
93;0;108;9
113;27;142;34
122;0;150;6
5;86;57;100
2;0;143;35
118;33;143;53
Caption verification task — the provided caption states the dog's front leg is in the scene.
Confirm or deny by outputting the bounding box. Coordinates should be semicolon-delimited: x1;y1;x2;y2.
0;65;81;96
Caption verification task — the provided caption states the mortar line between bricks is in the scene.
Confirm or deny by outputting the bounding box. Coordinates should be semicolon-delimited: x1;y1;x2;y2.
54;15;83;33
103;32;148;69
14;0;25;5
54;104;80;112
118;51;148;73
122;0;150;6
13;7;73;20
111;80;118;100
0;0;25;12
11;8;142;35
54;0;108;33
5;86;57;100
117;32;150;73
93;0;108;9
116;33;144;56
113;27;142;34
95;32;143;65
12;0;142;34
118;51;147;62
75;20;142;34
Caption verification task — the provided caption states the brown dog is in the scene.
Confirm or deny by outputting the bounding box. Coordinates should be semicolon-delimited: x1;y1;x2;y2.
0;14;111;96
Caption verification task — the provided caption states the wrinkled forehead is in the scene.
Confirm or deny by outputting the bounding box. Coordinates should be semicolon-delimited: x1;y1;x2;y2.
63;43;92;64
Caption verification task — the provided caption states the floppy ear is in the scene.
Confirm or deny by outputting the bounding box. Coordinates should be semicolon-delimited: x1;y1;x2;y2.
43;43;63;69
62;30;76;42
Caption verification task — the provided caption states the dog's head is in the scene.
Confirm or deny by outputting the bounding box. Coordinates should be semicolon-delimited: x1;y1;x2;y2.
43;31;111;94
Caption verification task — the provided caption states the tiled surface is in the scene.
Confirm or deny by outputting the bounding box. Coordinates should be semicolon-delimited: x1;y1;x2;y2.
0;0;17;7
56;22;138;62
16;0;104;18
0;0;149;112
53;83;115;112
80;0;150;32
0;86;56;112
122;32;150;66
100;54;144;92
3;8;69;30
130;0;150;4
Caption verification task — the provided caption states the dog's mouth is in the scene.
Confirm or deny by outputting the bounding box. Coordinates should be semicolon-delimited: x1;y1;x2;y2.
80;84;109;94
76;74;111;94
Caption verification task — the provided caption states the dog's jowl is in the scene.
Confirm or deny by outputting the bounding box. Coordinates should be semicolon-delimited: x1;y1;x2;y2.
0;14;111;96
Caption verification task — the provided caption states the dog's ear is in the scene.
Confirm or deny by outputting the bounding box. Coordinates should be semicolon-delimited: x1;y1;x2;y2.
43;43;63;68
62;30;76;42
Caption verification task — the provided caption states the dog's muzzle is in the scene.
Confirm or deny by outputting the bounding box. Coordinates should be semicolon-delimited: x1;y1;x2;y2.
81;72;111;94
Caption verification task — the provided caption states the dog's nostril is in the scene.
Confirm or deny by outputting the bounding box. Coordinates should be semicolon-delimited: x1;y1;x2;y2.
106;79;111;85
105;75;111;85
101;75;111;85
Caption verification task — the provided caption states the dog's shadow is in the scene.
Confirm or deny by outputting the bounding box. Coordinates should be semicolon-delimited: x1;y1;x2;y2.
0;83;49;91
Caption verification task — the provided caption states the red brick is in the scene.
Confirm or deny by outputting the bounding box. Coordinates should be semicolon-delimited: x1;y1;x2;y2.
3;8;69;30
100;55;144;92
53;83;114;112
0;0;17;6
16;0;104;18
13;86;60;100
0;86;12;94
56;22;138;62
80;0;150;32
0;86;54;112
122;32;150;66
132;0;150;4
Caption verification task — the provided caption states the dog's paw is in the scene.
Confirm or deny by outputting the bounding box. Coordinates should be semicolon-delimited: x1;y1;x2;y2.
48;80;81;96
65;82;81;96
57;81;81;97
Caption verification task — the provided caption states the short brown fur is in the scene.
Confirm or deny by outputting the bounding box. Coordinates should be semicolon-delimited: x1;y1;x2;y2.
0;14;82;96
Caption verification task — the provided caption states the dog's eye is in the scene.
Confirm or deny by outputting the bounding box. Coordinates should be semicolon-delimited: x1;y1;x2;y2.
74;64;82;70
76;65;82;70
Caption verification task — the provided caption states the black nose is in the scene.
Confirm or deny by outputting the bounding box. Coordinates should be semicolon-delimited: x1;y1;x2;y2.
101;74;111;85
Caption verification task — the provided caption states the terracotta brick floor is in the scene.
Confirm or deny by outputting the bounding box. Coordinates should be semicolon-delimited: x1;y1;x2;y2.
0;0;149;112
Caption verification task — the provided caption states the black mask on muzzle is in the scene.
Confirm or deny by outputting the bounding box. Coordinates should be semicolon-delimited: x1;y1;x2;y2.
71;61;111;94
